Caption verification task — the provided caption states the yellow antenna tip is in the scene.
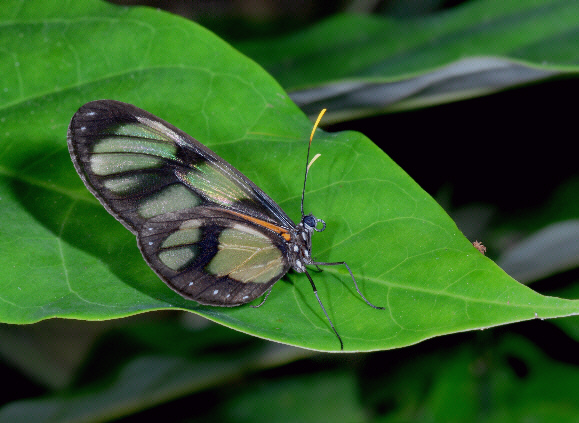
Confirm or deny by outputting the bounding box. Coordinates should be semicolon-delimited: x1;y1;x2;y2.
309;109;327;142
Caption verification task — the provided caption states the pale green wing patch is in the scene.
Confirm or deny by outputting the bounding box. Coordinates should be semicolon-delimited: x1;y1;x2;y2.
92;136;178;158
90;153;163;175
158;247;199;271
138;184;201;219
102;173;163;196
177;161;253;208
157;220;203;271
208;225;285;284
158;219;203;271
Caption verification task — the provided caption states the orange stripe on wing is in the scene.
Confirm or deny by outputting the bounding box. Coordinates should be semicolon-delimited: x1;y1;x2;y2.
224;210;292;242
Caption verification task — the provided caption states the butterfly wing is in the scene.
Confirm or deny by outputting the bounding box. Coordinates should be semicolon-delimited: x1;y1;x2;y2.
67;100;293;306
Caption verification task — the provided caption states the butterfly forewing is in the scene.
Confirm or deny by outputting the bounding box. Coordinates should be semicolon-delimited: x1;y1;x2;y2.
67;100;293;305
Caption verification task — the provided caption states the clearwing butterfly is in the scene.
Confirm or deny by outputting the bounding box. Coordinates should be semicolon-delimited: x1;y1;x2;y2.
67;100;383;350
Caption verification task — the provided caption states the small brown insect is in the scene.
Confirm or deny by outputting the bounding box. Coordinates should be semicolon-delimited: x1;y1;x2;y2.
472;240;487;255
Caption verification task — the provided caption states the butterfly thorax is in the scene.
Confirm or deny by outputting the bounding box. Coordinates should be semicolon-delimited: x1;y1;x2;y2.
287;214;323;273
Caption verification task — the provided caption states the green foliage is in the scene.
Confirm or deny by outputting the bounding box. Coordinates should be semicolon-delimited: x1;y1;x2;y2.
236;0;579;119
0;0;578;421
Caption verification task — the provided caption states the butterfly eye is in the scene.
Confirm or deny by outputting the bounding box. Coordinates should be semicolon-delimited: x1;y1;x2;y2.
303;214;326;232
303;214;317;229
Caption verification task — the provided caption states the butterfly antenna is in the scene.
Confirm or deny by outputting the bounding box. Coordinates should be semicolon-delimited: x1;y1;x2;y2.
301;109;327;218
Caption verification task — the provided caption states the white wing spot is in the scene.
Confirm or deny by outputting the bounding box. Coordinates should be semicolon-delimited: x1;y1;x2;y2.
213;289;219;295
188;281;194;286
80;126;86;131
293;245;299;252
243;295;249;300
86;111;95;116
148;241;153;246
226;294;231;298
304;250;310;258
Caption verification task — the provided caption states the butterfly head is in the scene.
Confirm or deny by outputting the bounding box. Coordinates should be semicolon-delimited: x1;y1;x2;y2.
302;213;326;233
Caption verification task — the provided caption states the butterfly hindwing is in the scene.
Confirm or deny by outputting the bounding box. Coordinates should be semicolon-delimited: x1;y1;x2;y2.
138;206;291;305
67;100;294;306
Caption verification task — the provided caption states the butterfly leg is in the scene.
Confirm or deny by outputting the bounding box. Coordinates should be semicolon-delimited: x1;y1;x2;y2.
250;287;273;308
304;270;343;351
312;261;385;310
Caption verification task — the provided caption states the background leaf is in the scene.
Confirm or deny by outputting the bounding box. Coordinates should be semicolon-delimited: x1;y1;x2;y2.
0;321;311;423
236;0;579;120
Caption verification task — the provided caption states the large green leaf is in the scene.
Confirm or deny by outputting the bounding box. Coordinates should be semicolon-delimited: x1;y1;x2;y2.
236;0;579;120
0;0;577;352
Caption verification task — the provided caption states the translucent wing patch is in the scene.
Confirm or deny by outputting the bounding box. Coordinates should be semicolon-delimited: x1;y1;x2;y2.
138;184;201;219
207;225;284;283
176;161;253;209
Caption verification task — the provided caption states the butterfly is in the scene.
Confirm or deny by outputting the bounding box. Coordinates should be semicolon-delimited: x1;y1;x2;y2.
67;100;383;350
